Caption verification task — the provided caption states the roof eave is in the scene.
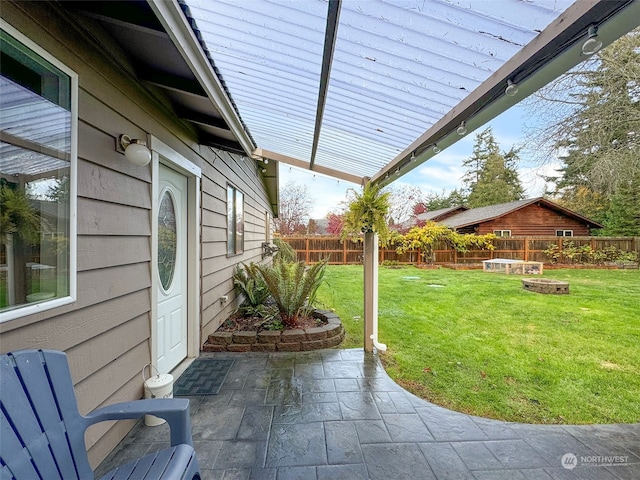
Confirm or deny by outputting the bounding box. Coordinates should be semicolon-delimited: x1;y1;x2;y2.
534;198;606;228
148;0;255;157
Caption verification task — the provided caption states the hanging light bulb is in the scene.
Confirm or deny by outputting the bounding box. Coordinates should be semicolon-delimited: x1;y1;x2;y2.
582;25;603;55
432;144;441;154
456;121;467;136
410;151;416;162
263;158;269;165
505;79;519;97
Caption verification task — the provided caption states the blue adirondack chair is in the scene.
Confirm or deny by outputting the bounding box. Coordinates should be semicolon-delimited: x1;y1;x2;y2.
0;349;200;480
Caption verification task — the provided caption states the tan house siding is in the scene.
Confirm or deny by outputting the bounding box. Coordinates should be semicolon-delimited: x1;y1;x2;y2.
199;147;270;341
1;1;273;467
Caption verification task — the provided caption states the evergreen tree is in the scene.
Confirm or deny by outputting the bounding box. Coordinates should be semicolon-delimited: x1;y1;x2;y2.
462;128;495;196
463;127;524;208
551;186;608;226
425;189;466;211
602;171;640;236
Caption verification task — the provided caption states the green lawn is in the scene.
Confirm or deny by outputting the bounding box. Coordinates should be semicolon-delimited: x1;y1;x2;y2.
316;265;640;424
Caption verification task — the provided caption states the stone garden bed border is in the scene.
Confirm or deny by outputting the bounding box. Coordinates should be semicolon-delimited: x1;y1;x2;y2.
202;310;345;353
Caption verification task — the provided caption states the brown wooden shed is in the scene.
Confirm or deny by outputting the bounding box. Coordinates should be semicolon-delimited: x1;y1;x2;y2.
441;198;604;237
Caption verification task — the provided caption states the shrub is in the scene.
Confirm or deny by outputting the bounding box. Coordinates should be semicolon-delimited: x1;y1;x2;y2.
396;222;495;264
381;260;402;268
233;263;270;315
542;241;639;265
255;259;328;328
273;237;297;263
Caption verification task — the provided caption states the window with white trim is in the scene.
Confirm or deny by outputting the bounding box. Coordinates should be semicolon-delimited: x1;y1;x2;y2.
556;230;573;237
1;25;77;321
493;230;511;238
227;185;244;255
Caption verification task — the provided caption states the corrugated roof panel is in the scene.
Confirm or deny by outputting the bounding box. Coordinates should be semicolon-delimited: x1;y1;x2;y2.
183;0;574;177
0;78;71;177
187;0;327;159
314;0;572;177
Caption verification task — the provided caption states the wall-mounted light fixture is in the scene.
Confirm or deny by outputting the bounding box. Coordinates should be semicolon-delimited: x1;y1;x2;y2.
262;158;269;165
262;242;279;259
432;144;441;154
505;79;519;97
582;25;603;55
118;134;151;166
260;167;267;174
456;121;467;136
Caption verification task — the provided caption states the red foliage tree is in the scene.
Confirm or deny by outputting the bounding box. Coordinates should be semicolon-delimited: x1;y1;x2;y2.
326;212;344;235
413;203;428;215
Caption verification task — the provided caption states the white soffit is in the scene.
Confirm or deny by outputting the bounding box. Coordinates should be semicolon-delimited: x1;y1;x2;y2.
183;0;573;179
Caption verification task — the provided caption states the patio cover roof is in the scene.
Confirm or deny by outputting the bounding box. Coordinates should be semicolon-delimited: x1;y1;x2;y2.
60;0;640;203
153;0;639;187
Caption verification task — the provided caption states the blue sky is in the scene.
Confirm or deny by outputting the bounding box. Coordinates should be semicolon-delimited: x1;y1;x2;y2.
279;103;560;219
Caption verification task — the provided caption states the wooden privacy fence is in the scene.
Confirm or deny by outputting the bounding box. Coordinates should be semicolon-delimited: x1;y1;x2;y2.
280;236;640;265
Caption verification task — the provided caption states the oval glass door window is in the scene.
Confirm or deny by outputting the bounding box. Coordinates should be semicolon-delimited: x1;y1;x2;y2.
158;190;177;290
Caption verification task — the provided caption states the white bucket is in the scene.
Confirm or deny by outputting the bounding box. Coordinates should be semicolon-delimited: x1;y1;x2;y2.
142;365;174;426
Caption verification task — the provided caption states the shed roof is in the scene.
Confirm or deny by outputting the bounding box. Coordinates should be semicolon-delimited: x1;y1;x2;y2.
441;197;606;229
416;205;469;222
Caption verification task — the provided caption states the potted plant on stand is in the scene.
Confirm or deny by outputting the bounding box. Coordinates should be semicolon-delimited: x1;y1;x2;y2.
341;182;391;242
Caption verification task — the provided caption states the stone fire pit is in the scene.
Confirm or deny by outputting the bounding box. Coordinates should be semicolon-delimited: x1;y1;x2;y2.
522;278;569;294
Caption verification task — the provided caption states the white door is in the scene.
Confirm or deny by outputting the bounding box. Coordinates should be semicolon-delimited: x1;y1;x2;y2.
157;164;188;373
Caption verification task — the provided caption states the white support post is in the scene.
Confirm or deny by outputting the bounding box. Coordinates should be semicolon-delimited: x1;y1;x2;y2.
363;232;375;352
364;232;386;352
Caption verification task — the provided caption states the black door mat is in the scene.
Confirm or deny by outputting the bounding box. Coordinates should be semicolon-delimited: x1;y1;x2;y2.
173;358;235;396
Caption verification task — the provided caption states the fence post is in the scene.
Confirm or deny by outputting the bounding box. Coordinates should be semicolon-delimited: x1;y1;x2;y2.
306;237;309;264
343;239;347;265
524;238;529;261
558;238;563;263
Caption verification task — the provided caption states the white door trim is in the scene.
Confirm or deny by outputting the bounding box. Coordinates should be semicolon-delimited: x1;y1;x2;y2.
149;136;201;370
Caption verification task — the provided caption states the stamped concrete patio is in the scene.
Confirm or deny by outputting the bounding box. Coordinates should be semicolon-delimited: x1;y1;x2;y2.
97;349;640;480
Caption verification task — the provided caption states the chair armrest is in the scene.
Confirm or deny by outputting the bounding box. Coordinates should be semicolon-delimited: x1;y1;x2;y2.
83;398;193;447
